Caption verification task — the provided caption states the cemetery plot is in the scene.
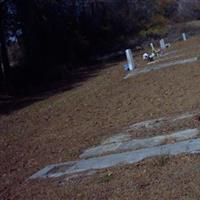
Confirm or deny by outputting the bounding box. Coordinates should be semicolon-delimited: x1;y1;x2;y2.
80;129;199;159
125;57;198;79
130;36;200;76
30;111;200;179
81;111;199;158
30;136;200;179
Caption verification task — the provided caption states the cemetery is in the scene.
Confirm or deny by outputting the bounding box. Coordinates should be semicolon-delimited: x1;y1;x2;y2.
2;26;200;200
2;0;200;198
7;33;198;199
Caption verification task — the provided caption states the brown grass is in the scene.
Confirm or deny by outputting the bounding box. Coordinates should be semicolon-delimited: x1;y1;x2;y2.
1;36;200;199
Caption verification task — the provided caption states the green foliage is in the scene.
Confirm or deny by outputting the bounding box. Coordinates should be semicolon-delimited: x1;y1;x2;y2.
139;13;169;38
139;26;167;38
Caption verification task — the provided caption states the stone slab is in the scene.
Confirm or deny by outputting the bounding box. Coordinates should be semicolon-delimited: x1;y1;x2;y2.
101;112;198;147
125;57;198;79
80;129;199;159
30;138;200;179
127;112;197;131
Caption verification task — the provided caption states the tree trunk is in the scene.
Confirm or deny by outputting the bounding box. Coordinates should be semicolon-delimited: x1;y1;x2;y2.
15;0;35;67
0;48;3;81
0;4;10;80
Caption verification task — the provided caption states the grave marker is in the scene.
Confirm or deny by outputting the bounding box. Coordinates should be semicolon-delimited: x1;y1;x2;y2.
182;33;187;41
125;49;135;71
160;39;166;49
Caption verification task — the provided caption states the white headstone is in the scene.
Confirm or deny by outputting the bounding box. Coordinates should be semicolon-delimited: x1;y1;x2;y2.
125;49;135;71
182;33;187;41
160;39;165;49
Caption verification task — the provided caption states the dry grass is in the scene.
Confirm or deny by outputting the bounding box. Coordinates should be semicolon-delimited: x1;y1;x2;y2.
1;36;200;199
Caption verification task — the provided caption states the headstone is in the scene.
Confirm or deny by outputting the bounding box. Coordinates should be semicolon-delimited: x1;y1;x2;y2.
182;33;187;41
160;39;166;49
125;49;135;71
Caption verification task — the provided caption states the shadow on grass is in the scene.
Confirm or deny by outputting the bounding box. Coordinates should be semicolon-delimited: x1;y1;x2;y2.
0;58;122;115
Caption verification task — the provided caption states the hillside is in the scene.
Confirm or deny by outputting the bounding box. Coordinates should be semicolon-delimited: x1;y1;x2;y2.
1;34;200;199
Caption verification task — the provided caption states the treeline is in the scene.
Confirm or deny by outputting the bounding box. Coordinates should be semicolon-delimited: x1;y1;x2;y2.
0;0;199;90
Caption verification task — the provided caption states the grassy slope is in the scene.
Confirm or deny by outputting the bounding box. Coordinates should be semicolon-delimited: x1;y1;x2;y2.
1;36;200;199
